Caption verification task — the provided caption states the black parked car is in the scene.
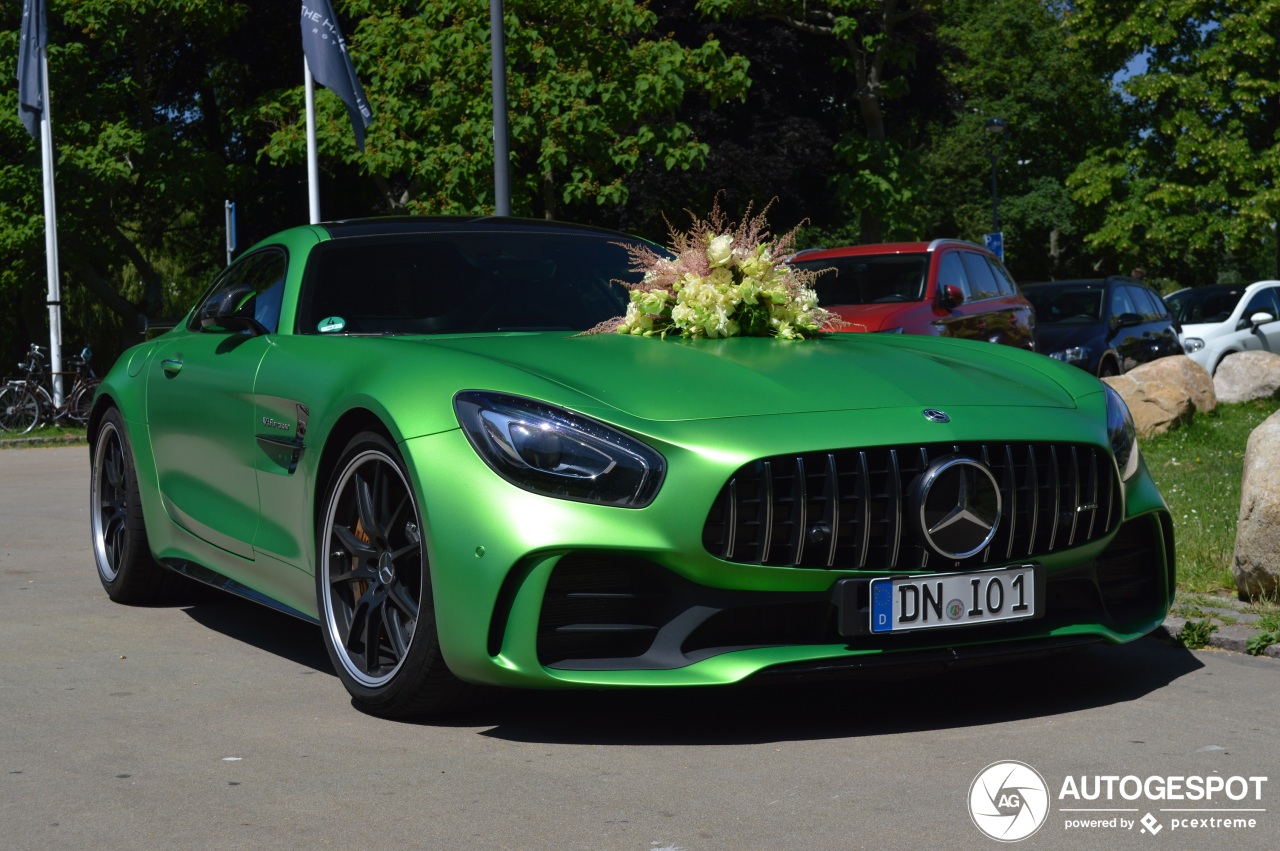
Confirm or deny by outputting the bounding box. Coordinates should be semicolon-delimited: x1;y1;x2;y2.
1022;277;1184;377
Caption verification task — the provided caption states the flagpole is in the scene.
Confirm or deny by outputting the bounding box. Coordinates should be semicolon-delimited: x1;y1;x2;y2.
305;58;320;224
489;0;511;216
39;49;63;405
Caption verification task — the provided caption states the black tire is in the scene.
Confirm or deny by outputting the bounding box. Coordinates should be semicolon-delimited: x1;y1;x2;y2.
1097;357;1120;378
0;385;40;434
90;408;174;603
317;431;468;718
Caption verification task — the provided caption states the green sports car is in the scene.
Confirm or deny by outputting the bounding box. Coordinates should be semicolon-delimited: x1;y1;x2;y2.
88;217;1174;718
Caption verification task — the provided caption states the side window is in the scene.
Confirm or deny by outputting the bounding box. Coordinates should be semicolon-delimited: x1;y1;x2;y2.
958;251;1000;300
937;252;971;299
190;249;288;334
1109;286;1139;319
1147;287;1170;320
1244;288;1280;319
1128;286;1164;321
987;258;1017;296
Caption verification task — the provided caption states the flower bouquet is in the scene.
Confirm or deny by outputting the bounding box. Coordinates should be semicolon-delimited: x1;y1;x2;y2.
589;199;843;340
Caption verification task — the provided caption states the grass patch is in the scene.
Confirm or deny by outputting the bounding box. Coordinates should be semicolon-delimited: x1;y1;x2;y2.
1255;611;1280;633
1140;398;1280;595
0;423;87;444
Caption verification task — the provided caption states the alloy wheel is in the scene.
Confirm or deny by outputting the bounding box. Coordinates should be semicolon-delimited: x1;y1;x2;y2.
321;448;425;688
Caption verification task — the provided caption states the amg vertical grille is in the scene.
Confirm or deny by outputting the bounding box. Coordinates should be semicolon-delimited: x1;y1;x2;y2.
702;442;1120;570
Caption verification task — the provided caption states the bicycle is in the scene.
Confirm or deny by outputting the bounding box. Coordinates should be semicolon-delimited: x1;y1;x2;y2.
0;343;101;435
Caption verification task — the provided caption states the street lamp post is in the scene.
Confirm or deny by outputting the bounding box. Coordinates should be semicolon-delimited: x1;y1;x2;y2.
984;118;1006;233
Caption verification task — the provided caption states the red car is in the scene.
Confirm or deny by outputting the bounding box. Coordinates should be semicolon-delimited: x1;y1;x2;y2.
788;239;1036;349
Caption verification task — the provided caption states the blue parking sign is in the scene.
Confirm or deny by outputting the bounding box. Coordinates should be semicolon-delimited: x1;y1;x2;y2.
984;232;1004;260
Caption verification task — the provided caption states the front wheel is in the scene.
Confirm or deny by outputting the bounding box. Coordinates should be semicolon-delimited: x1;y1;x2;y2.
0;385;40;434
90;408;174;602
317;431;468;718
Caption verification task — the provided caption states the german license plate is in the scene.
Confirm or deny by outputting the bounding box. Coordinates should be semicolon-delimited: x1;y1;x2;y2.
870;566;1039;634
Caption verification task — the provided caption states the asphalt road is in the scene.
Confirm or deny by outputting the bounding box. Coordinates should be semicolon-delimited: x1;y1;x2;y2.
2;445;1277;851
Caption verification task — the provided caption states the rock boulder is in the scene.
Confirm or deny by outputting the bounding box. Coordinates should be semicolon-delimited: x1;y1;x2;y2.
1213;350;1280;404
1233;410;1280;599
1103;356;1216;438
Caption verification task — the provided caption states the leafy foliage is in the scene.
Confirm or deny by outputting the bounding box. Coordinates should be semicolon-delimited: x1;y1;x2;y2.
2;0;1277;374
258;0;750;219
1175;618;1217;649
0;0;300;366
1065;0;1280;283
1245;631;1278;656
921;0;1124;279
697;0;941;243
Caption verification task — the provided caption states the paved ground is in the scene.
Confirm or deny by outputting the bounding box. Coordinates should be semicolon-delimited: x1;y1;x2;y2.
3;444;1279;850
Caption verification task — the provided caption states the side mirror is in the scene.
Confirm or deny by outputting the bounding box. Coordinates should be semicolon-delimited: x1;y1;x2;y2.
1249;311;1275;328
200;282;268;336
1115;312;1143;328
939;284;964;309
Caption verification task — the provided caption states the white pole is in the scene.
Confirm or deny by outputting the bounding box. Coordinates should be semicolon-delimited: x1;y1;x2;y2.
490;0;511;216
39;50;63;406
305;58;320;224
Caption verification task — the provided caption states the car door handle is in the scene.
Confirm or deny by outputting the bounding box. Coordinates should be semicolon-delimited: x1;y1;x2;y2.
161;358;183;376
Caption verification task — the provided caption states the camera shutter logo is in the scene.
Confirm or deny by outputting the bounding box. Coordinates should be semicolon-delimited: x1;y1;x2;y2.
969;760;1050;842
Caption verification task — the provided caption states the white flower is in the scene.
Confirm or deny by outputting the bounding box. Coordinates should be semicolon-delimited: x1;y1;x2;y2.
706;233;733;268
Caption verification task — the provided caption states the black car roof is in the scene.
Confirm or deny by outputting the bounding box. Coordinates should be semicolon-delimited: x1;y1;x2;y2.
317;216;632;241
1022;276;1144;290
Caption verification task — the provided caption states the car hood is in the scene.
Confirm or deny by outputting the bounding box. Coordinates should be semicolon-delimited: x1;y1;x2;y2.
420;332;1087;422
1178;321;1230;338
1034;321;1105;353
829;302;922;332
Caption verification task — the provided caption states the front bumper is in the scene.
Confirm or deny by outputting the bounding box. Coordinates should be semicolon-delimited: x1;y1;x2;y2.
401;408;1174;690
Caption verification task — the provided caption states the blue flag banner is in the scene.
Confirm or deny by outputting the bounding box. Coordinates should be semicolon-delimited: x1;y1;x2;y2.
17;0;45;138
301;1;373;151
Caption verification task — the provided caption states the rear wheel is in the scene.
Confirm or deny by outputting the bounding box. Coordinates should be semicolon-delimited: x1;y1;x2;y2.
0;385;40;434
67;378;100;425
317;431;468;717
90;408;174;602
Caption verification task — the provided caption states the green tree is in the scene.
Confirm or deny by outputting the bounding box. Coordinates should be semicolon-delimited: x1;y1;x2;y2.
920;0;1125;280
696;0;943;243
1;0;298;367
1066;0;1280;284
257;0;750;222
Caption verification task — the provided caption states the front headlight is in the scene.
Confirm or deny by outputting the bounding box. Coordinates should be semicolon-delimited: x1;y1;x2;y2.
1183;337;1204;353
454;391;665;507
1048;346;1089;365
1104;385;1140;481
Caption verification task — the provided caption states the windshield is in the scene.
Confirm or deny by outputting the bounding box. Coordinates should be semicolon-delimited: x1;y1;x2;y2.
789;254;927;305
1023;287;1103;324
1163;286;1244;325
296;231;638;335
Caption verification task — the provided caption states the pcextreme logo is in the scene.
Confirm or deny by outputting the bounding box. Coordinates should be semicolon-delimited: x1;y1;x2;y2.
969;762;1269;842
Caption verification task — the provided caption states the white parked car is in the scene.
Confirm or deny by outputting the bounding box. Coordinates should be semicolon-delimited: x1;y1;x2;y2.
1164;280;1280;373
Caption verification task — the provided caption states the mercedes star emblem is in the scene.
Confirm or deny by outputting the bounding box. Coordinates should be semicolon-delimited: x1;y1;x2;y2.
912;455;1001;559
